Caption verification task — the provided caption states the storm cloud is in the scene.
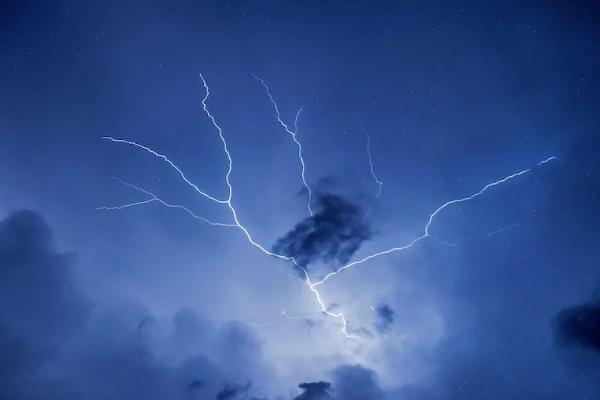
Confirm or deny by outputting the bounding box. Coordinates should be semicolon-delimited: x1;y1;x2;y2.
0;209;391;399
553;296;600;352
3;1;600;398
216;382;252;400
0;210;270;399
272;194;371;273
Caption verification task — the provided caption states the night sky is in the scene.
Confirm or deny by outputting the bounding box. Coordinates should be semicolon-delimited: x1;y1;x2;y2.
2;1;600;398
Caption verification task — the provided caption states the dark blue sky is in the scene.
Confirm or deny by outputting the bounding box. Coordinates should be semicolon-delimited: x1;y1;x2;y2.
1;1;600;398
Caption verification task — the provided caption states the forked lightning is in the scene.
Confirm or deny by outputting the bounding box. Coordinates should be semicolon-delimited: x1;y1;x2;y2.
99;74;557;338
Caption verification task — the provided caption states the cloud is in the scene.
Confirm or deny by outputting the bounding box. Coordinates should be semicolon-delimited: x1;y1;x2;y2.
374;303;395;333
0;210;269;399
292;365;384;400
331;364;384;400
272;194;371;274
553;296;600;352
294;381;331;400
0;210;392;399
0;210;90;346
217;382;252;399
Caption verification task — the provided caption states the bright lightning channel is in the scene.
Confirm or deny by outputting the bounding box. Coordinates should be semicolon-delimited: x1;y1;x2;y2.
99;74;558;339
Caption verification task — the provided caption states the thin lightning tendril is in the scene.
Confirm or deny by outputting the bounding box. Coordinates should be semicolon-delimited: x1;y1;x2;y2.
252;74;314;216
365;133;383;218
97;178;236;227
537;156;557;166
429;222;524;247
485;223;522;237
101;136;228;204
366;134;383;200
99;74;558;339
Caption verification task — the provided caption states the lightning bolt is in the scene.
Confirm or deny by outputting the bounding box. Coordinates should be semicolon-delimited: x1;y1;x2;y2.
304;271;356;338
99;73;558;339
252;74;314;216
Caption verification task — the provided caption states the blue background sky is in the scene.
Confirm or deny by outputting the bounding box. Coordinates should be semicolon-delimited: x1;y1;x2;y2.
1;1;600;398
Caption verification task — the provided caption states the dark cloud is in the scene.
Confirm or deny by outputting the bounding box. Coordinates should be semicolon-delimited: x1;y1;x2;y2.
294;381;331;400
187;378;204;390
293;365;384;400
374;303;394;333
0;210;90;346
553;297;600;352
272;194;371;274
